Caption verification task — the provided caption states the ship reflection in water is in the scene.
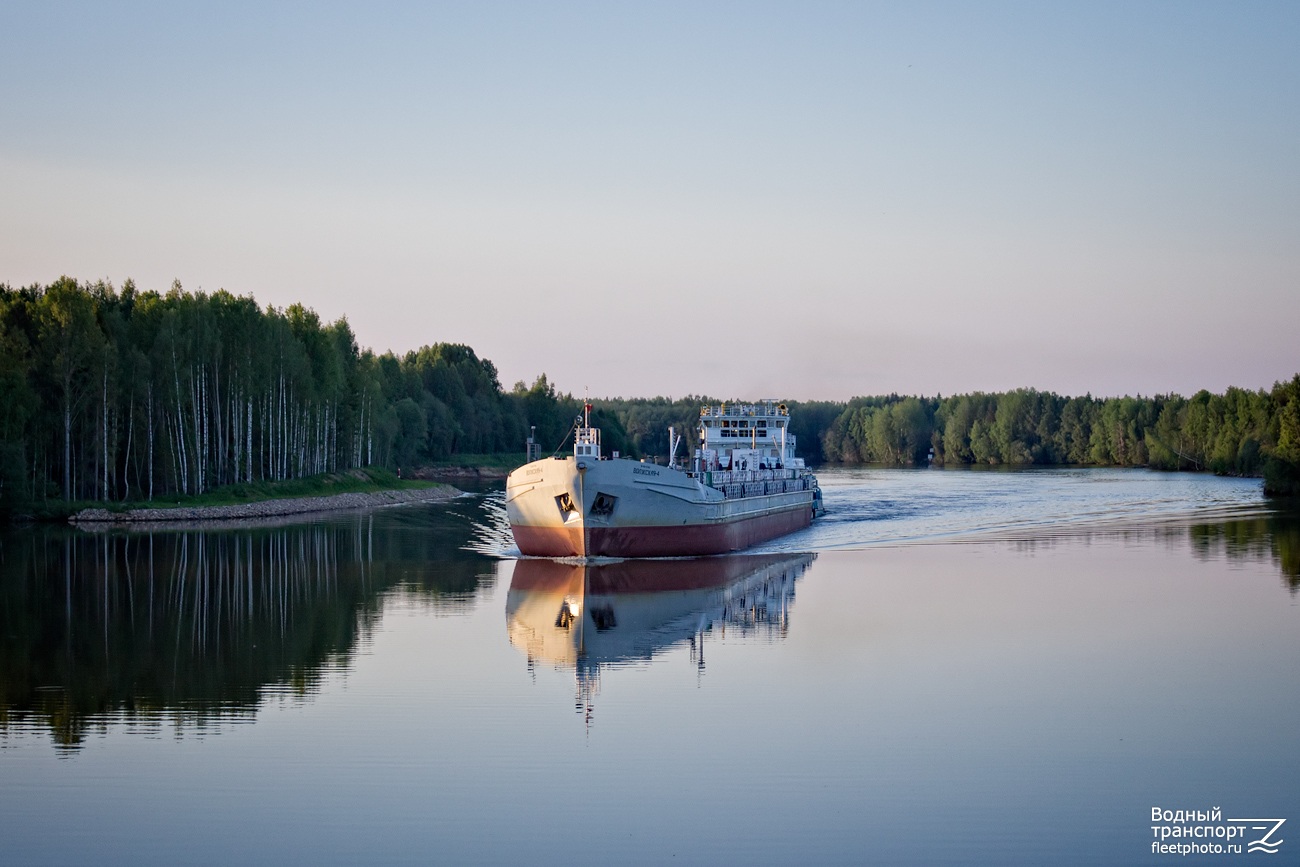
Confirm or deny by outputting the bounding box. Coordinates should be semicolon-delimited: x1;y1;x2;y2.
505;553;815;721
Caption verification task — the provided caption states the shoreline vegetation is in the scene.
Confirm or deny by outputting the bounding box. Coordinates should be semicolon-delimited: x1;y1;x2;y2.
49;467;459;524
71;483;460;525
1;278;1298;523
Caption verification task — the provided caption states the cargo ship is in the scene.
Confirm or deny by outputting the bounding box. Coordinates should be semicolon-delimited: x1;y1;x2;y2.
505;400;822;558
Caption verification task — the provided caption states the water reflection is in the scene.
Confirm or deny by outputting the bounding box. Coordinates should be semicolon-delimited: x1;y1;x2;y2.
3;495;1296;757
998;509;1300;593
0;507;495;752
1185;510;1300;592
506;553;814;722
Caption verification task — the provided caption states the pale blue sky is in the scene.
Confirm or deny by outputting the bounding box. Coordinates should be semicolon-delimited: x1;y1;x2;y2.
2;1;1296;399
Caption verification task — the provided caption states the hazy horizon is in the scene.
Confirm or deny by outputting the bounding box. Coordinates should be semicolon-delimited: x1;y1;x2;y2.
3;2;1296;401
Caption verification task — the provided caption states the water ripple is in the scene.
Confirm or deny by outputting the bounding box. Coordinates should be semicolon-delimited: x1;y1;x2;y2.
760;466;1267;552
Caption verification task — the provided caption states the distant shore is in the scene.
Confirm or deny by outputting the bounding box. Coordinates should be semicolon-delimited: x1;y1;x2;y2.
410;465;513;482
69;484;462;524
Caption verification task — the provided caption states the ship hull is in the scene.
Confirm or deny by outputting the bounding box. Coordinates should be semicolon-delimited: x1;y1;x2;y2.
505;456;815;558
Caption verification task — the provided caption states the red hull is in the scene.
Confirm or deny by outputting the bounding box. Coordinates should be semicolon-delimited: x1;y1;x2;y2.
511;503;813;558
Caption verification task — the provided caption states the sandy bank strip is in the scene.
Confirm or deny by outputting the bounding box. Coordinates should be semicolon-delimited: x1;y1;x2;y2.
69;485;463;524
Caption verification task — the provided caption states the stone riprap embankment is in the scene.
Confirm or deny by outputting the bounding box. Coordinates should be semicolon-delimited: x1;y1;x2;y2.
70;485;461;524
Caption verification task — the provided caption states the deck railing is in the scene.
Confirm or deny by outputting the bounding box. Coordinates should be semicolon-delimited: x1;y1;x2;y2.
696;467;818;500
699;403;787;419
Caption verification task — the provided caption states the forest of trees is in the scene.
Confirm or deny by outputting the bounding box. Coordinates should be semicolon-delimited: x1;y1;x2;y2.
0;278;633;514
814;385;1300;494
1;278;1297;516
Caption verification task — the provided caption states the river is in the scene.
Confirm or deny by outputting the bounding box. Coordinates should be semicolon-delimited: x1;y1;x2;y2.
1;467;1297;865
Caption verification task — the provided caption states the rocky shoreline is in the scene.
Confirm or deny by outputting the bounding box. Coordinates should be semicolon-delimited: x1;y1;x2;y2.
69;484;463;524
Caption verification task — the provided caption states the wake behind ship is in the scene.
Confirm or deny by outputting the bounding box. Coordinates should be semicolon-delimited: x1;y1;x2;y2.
505;401;822;558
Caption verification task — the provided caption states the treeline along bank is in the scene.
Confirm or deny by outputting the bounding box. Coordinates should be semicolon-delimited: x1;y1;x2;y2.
1;278;1297;515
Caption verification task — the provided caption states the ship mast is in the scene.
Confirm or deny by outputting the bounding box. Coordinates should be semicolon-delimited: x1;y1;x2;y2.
574;387;600;463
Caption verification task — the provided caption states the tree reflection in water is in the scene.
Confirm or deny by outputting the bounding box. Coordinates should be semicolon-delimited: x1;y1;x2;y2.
0;509;495;752
1185;508;1300;593
3;503;1296;751
1002;510;1300;594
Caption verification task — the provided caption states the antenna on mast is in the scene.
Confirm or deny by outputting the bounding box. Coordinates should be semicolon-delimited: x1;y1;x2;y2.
668;426;682;469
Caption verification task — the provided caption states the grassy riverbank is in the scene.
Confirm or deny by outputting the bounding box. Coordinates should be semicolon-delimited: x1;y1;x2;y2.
22;468;439;522
434;452;524;467
152;467;439;507
413;453;525;481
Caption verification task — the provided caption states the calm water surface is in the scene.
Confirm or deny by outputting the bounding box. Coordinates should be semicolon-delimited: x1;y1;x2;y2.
1;468;1297;865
